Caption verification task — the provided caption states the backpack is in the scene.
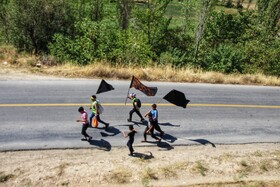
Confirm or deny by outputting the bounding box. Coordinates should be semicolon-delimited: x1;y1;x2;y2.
136;98;141;108
96;101;104;114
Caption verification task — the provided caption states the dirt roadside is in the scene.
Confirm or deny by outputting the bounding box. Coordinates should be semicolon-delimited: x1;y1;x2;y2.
0;143;279;187
0;67;279;187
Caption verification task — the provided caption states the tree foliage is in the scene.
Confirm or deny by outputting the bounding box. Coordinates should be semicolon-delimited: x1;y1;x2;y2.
0;0;279;76
0;0;75;54
257;0;280;32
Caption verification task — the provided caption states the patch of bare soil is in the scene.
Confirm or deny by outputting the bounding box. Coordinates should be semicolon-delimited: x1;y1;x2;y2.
0;143;279;187
0;64;66;81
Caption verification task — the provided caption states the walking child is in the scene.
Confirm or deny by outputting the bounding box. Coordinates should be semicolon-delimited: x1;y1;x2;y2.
127;93;145;122
145;103;164;137
76;106;92;141
89;95;109;128
142;112;161;142
122;125;137;156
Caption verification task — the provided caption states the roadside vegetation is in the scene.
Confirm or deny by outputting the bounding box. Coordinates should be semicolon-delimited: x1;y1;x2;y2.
0;0;279;85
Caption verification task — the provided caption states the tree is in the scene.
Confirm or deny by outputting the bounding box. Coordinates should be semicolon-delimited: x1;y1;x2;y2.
257;0;280;32
182;0;198;33
0;1;9;43
5;0;75;54
145;0;171;46
194;0;216;59
91;0;104;22
117;0;134;29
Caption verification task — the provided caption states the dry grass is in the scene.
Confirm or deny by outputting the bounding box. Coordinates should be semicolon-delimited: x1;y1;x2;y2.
159;166;178;179
0;172;14;183
54;163;70;177
141;167;158;187
1;45;279;86
0;144;280;187
191;161;209;176
106;166;132;184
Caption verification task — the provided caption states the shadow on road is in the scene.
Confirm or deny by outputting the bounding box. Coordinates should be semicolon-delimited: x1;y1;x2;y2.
132;120;145;127
157;141;174;150
113;121;143;127
188;138;216;147
159;122;180;127
141;140;174;151
160;133;178;143
100;126;121;137
89;139;111;151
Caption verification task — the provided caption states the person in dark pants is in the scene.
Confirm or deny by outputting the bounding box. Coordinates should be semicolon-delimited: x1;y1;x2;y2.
127;93;144;122
142;112;161;142
89;95;109;128
122;125;137;156
145;104;164;137
76;106;92;141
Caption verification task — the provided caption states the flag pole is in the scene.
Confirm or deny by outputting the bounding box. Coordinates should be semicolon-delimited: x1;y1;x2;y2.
125;76;134;105
156;98;163;104
125;88;130;105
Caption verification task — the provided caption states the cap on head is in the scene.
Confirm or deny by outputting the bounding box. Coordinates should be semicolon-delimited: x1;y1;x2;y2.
130;93;136;97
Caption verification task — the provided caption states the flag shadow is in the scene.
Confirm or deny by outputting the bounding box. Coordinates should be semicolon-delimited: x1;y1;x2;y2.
159;122;180;127
100;126;121;137
132;120;145;126
116;121;143;127
157;133;177;143
113;124;135;127
89;138;112;151
188;139;216;148
132;151;154;160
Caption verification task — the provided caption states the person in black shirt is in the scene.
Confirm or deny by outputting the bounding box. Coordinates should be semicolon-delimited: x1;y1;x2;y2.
122;125;137;156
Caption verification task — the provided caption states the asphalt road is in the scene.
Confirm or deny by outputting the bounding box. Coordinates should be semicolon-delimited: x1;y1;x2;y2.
0;79;279;151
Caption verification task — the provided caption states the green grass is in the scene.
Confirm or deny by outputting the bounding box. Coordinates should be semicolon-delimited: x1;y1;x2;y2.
0;172;14;183
141;167;158;187
193;161;209;176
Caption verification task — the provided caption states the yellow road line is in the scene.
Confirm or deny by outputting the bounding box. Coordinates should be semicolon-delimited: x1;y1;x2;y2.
0;103;279;109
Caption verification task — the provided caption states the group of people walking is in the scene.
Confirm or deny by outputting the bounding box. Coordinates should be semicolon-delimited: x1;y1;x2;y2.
76;95;109;141
76;93;165;156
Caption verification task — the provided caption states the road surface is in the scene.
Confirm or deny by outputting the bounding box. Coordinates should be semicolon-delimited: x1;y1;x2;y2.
0;79;279;151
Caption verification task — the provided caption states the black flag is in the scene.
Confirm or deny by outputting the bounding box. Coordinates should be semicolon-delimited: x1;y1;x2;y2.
129;76;157;96
96;79;114;94
163;89;190;108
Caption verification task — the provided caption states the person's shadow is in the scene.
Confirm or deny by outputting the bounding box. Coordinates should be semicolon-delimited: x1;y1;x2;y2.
100;126;121;137
132;151;154;159
188;139;216;148
142;140;174;151
89;139;112;151
155;133;177;143
159;122;180;127
157;141;174;150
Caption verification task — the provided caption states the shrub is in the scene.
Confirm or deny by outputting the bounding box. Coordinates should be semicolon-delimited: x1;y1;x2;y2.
205;44;246;73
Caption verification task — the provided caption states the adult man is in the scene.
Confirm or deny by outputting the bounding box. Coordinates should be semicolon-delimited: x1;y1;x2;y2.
127;93;145;122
